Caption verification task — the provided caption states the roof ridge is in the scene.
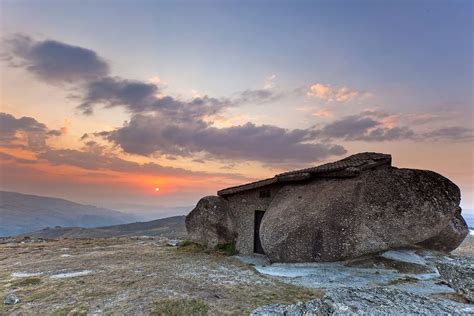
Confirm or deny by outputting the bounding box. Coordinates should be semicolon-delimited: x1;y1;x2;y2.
217;152;391;196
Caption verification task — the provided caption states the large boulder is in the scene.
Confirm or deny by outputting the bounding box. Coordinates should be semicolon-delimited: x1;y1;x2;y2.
417;207;469;252
260;167;463;262
185;196;236;248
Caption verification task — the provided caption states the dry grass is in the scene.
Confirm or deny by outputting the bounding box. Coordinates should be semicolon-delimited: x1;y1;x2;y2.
0;237;322;315
11;277;42;288
149;298;209;316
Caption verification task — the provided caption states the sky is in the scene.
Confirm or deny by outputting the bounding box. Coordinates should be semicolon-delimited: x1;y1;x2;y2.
0;0;473;216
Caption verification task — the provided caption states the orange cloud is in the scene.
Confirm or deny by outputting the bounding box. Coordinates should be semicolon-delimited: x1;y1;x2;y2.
312;108;333;118
60;118;71;134
307;83;372;102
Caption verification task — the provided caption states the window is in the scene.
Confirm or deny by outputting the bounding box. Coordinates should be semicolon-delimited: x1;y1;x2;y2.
259;190;271;198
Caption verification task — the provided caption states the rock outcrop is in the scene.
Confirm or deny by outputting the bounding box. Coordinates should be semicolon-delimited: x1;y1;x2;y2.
436;257;474;303
251;287;473;315
185;196;236;248
260;167;464;262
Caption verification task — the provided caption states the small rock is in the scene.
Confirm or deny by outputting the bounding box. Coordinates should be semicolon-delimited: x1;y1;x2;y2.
166;239;180;247
4;294;20;305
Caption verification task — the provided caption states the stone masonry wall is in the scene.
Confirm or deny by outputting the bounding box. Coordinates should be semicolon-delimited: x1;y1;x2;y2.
223;183;284;255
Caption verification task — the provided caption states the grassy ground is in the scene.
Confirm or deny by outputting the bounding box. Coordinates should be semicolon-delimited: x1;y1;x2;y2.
0;237;322;315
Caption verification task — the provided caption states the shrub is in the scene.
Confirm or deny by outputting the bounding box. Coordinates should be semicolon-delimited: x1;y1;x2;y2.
215;242;237;256
177;240;205;253
178;240;195;247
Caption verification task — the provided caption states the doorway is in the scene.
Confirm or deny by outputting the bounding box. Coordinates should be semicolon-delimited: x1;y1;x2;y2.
254;210;265;254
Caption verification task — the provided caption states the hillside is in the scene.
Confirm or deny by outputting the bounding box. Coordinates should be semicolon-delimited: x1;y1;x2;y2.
21;215;187;239
0;191;139;237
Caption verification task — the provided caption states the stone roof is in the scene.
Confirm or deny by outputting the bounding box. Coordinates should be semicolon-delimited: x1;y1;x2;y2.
217;152;392;196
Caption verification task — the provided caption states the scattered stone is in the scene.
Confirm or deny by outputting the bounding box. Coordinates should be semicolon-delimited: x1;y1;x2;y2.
436;257;474;302
4;294;20;305
251;287;474;315
166;239;180;247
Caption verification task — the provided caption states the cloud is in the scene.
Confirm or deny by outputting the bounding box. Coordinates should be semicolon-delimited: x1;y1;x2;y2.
236;88;281;104
77;76;231;119
312;108;333;118
148;76;163;85
37;141;254;182
78;76;160;114
234;74;282;105
0;112;61;150
37;146;250;180
7;36;469;173
99;114;346;164
0;113;252;182
0;151;37;164
264;74;276;90
3;34;109;84
424;127;473;141
313;112;415;142
97;110;472;164
307;83;371;102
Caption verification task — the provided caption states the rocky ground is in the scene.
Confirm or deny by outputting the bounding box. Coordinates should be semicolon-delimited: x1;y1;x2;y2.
1;235;472;315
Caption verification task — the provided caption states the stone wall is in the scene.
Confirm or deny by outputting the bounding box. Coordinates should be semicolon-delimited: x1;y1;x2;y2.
224;183;284;255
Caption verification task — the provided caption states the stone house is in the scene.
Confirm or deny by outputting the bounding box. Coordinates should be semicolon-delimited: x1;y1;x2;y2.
214;152;392;255
186;152;467;262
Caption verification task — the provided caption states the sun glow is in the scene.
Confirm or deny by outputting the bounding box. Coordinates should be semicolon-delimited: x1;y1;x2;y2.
154;187;160;192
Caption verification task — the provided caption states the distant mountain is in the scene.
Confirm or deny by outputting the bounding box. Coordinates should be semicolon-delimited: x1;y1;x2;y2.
20;215;187;239
462;210;474;228
0;191;140;237
107;203;192;221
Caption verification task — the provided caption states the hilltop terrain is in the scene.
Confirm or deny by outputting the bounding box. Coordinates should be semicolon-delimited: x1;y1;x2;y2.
0;191;139;237
21;216;187;239
1;234;472;314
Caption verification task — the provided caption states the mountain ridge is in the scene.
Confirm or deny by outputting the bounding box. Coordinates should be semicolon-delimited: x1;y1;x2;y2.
0;191;140;237
19;215;187;239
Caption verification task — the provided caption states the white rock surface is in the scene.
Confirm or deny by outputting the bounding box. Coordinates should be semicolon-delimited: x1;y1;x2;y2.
50;270;93;279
